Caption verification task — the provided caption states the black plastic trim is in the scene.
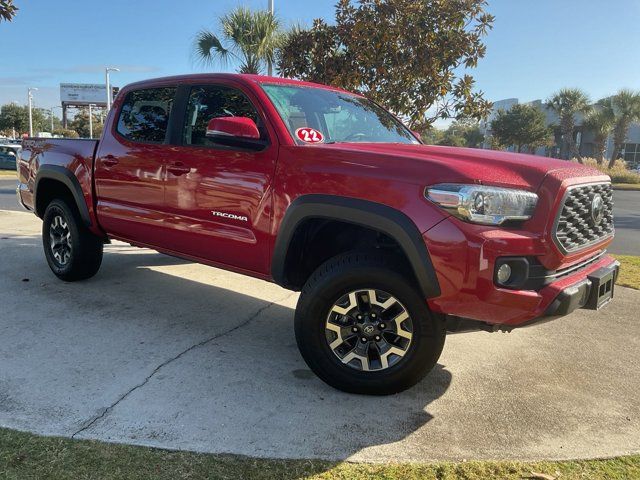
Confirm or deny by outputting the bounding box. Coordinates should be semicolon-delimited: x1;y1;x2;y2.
551;181;614;254
34;165;91;226
271;194;441;298
495;251;606;291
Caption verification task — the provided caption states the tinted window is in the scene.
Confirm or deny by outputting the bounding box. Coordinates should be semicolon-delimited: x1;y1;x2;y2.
183;85;262;146
117;87;176;143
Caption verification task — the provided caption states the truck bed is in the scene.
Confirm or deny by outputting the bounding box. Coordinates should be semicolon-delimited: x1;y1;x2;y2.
18;138;100;232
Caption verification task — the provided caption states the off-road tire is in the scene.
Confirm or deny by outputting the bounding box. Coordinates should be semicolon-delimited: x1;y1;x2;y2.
295;251;446;395
42;199;103;281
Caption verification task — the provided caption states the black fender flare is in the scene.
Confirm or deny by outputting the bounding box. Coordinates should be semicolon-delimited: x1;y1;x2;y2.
34;165;92;227
271;194;441;298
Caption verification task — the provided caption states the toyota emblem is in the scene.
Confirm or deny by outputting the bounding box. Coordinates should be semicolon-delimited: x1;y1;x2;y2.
590;194;604;226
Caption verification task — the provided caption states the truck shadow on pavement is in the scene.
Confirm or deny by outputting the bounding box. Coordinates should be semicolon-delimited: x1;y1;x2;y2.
2;238;453;464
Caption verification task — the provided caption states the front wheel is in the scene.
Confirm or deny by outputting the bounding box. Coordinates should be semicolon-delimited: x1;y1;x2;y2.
295;251;446;395
42;199;103;281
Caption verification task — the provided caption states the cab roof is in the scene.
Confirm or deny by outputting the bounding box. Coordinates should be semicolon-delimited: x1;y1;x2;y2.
123;73;358;96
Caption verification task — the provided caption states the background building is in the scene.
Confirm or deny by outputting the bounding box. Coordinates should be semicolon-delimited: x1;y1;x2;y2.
481;98;640;168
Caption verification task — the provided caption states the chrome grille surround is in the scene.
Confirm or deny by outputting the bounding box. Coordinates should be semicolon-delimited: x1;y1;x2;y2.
553;182;614;254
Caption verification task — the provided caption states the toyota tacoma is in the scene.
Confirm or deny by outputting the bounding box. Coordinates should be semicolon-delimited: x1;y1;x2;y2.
17;74;618;395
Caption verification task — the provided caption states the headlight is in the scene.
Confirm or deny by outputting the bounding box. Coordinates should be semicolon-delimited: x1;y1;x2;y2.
425;184;538;225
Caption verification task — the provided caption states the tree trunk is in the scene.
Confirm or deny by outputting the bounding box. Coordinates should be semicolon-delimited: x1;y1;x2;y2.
561;116;575;160
609;122;628;169
595;137;606;165
608;144;620;169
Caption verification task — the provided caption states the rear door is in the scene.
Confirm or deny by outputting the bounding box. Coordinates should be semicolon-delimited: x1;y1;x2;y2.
161;82;278;275
94;86;177;245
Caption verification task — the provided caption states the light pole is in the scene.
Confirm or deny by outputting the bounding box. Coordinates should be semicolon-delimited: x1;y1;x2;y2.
11;101;19;139
267;0;274;76
50;106;62;133
105;67;120;111
28;88;38;137
88;104;96;139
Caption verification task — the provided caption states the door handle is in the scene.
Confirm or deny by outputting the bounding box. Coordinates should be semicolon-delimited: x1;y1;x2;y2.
102;155;119;167
167;162;190;176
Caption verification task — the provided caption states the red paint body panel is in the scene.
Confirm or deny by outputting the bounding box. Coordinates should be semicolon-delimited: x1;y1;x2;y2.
17;73;618;327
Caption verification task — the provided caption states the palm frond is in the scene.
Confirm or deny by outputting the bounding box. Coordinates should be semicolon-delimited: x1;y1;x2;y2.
193;29;235;68
611;89;640;118
547;88;591;115
192;7;283;74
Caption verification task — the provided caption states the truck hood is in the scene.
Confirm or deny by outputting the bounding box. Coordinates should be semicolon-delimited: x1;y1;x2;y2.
317;143;602;191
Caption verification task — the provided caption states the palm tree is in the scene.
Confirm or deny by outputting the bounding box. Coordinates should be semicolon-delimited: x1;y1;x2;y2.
608;89;640;168
0;0;18;22
547;88;592;162
193;7;282;75
583;99;614;165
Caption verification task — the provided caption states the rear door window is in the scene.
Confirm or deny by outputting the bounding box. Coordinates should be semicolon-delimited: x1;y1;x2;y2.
116;87;177;143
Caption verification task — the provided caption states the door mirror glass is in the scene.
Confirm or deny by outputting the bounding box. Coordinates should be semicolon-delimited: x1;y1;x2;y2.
206;117;261;140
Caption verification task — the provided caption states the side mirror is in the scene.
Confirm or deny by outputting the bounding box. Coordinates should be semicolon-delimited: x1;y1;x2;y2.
205;117;265;150
206;117;260;139
412;131;423;142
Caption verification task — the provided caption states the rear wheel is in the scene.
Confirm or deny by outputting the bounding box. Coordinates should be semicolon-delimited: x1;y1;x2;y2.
42;199;103;281
295;251;446;395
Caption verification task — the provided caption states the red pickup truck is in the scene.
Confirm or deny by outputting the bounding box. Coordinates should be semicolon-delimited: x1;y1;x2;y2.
17;74;618;395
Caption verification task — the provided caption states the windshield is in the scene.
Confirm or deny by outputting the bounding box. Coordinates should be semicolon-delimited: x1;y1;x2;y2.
261;84;419;145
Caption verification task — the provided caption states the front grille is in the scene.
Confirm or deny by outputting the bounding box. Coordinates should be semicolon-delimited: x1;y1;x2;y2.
553;183;614;253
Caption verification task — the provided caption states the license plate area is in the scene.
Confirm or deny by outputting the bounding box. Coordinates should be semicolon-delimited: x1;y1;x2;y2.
585;265;617;310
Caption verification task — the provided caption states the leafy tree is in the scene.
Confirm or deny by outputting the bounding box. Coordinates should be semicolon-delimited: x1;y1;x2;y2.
69;108;104;139
417;126;445;145
0;0;17;22
458;119;485;148
433;120;484;148
0;103;27;133
606;89;640;168
547;88;591;161
278;0;494;129
583;100;614;165
437;130;466;148
490;104;552;153
193;7;282;75
52;129;79;139
0;103;51;136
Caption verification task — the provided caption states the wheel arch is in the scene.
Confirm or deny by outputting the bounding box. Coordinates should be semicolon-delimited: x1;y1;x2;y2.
34;165;92;227
271;194;441;298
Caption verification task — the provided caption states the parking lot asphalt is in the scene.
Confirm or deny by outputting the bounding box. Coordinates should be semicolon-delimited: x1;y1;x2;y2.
0;210;639;462
0;178;17;211
610;189;640;255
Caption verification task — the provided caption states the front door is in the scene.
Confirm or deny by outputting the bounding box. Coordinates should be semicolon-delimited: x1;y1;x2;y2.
161;83;278;275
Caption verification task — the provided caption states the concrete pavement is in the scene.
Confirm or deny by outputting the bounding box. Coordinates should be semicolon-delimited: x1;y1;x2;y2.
0;210;639;463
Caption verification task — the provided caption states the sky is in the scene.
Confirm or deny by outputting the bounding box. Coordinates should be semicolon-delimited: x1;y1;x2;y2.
1;0;639;122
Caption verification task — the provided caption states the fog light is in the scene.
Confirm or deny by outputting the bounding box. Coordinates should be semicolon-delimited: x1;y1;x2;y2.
497;263;512;284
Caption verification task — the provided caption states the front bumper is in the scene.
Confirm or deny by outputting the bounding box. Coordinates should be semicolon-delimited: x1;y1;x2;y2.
545;261;619;317
423;217;618;327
